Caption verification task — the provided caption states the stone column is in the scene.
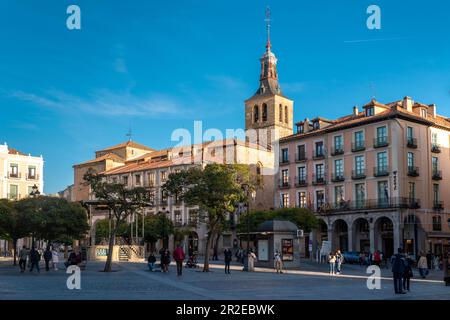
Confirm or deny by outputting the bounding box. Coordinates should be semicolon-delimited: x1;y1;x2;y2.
327;228;333;250
347;226;353;252
393;222;402;253
369;223;375;254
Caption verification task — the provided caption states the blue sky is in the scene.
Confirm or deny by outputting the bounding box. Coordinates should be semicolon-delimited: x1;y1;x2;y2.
1;0;449;194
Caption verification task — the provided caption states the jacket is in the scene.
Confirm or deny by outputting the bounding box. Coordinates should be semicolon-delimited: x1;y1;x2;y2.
173;247;185;261
51;250;59;262
391;253;406;273
224;250;232;262
418;256;428;269
18;249;29;260
43;250;52;261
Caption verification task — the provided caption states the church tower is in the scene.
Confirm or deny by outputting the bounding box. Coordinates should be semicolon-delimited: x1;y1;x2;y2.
245;8;294;149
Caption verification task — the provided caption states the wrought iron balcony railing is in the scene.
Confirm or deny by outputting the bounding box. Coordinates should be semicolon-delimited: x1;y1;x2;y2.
407;137;417;148
330;146;344;156
331;173;345;182
374;166;390;177
352;169;366;180
351;142;365;152
374;136;389;148
316;197;421;213
407;166;419;177
295;152;307;162
431;143;441;153
294;176;308;187
312;174;326;185
432;170;442;180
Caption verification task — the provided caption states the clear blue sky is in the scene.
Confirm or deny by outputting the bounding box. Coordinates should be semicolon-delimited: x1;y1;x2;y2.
1;0;449;194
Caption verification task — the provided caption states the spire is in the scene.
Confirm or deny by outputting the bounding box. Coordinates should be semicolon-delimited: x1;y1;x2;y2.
265;6;271;51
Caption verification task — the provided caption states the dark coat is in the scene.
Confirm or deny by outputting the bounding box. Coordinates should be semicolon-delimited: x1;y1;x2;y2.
224;249;232;262
391;253;406;274
30;250;41;263
43;250;52;261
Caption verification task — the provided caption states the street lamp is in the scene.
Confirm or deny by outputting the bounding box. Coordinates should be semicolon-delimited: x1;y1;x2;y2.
159;208;170;249
241;183;256;272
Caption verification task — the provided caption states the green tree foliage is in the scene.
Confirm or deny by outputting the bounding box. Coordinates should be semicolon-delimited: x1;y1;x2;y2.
94;219;129;244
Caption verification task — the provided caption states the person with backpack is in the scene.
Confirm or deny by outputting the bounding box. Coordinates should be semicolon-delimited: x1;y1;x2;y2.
391;247;407;294
403;254;414;292
224;248;232;274
29;247;41;273
173;244;185;276
43;246;52;271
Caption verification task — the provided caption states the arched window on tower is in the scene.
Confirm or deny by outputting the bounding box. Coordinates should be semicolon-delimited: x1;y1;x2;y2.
253;105;259;123
279;104;283;122
256;162;263;185
262;104;268;122
285;106;289;123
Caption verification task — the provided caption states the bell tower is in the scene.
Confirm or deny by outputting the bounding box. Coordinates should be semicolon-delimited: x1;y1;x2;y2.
244;7;294;149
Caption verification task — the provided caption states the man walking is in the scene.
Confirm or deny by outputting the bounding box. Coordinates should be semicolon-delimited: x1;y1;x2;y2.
391;248;407;294
274;250;283;274
18;245;29;273
335;249;344;274
29;247;41;273
43;246;52;271
173;244;185;277
224;248;232;274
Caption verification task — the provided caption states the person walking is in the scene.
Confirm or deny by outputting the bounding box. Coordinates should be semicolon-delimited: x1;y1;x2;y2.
328;252;336;275
43;247;52;271
29;248;41;273
224;248;232;274
417;252;429;279
433;255;441;271
426;251;433;270
391;247;407;294
403;254;414;292
373;250;381;267
274;250;283;274
335;249;344;274
18;246;29;273
163;249;171;273
147;252;156;271
159;248;165;272
51;247;59;270
173;245;185;276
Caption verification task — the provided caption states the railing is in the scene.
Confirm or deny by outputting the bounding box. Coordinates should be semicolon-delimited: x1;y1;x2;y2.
7;172;21;179
407;166;419;177
26;173;39;180
330;146;344;156
294;176;307;187
331;173;345;182
278;179;290;188
295;152;307;162
351;142;365;152
312;174;326;185
432;170;442;180
374;136;389;148
352;169;366;180
374;166;390;177
433;201;444;211
279;156;290;164
407;137;417;148
316;197;421;213
431;143;441;153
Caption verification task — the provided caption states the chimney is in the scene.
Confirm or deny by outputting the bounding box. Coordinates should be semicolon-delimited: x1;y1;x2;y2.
353;106;359;116
402;96;413;112
304;118;310;133
429;104;437;118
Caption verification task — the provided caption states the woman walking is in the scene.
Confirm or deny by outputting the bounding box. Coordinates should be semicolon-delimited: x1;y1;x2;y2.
403;254;414;292
417;252;429;279
328;252;336;275
51;247;59;270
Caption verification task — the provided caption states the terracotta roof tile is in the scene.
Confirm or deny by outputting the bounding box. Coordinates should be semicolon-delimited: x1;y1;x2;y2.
8;148;27;156
74;152;125;167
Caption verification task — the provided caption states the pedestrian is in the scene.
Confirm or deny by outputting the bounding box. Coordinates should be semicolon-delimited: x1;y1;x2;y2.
65;250;77;268
224;248;232;274
212;246;218;261
328;252;336;275
426;251;433;270
159;248;165;272
391;247;406;294
29;247;41;273
18;245;29;273
403;254;414;292
247;249;257;271
433;255;441;271
274;250;283;274
443;251;450;286
51;247;59;270
43;246;52;271
417;252;429;279
173;244;185;276
374;250;381;267
335;249;344;274
163;249;171;272
147;252;156;271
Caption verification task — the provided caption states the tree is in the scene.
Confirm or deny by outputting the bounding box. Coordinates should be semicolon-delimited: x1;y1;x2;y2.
84;169;153;272
142;214;174;250
94;219;129;245
163;163;253;272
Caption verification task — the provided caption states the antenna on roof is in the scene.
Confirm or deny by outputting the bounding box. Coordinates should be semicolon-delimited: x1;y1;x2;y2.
126;126;133;142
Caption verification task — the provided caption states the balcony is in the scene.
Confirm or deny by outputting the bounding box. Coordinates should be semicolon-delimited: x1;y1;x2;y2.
7;172;21;179
352;169;366;180
26;173;39;181
279;179;290;189
331;173;345;182
374;136;389;148
433;201;444;211
407;166;419;177
330;146;344;156
432;170;442;180
312;174;326;185
431;143;441;153
294;176;308;187
407;138;417;149
312;150;325;160
351;142;365;152
279;156;290;165
316;197;421;213
295;152;307;162
374;166;390;177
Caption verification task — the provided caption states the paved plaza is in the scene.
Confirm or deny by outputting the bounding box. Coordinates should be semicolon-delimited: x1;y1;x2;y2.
0;258;449;300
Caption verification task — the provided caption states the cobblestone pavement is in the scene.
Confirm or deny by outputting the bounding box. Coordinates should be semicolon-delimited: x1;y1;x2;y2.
0;259;448;300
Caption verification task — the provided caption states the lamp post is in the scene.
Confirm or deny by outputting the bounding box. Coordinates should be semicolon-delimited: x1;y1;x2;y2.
241;183;256;272
159;208;170;249
29;184;40;249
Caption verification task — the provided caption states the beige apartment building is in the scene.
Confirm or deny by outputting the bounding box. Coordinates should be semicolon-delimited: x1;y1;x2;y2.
277;97;450;259
0;142;44;253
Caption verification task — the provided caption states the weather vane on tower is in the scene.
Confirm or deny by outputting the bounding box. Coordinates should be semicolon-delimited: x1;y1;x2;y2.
265;6;271;47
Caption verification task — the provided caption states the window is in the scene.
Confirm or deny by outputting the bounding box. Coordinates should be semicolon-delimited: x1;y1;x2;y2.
161;190;168;204
253;105;259;123
280;193;289;208
313;121;320;130
297;145;306;160
28;166;36;179
148;172;156;186
408;182;415;201
334;186;344;205
160;171;167;182
376;126;387;141
285;106;288;123
355;183;365;207
377;152;388;172
9;164;18;178
377;181;389;205
298;166;306;182
298;192;307;208
334;159;343;177
298;125;304;134
281;169;289;185
407;127;413;140
433;184;439;204
432;216;442;231
135;174;141;186
421;109;427;118
316;190;325;210
315;164;324;179
27;185;34;195
354;131;364;147
122;176;129;185
112;177;117;184
9;185;18;199
432;157;438;173
315;141;324;157
366;107;374;116
262;104;268;122
407;152;414;168
279;104;283;122
174;210;182;224
334;135;343;151
281;148;289;163
355;155;365;175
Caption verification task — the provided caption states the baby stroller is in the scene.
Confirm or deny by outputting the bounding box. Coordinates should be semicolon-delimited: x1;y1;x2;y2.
185;253;199;268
